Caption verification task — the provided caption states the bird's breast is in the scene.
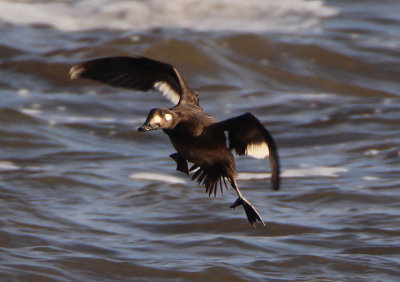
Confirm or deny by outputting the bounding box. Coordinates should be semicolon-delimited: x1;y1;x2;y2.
166;129;233;168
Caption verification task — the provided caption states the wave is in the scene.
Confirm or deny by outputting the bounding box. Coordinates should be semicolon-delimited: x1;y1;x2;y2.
127;166;348;185
0;0;337;32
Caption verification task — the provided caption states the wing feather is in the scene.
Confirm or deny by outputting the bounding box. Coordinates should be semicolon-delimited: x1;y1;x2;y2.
154;81;181;105
211;113;280;190
69;56;199;106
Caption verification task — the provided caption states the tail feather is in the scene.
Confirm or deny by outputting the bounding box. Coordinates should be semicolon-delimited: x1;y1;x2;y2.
191;167;229;197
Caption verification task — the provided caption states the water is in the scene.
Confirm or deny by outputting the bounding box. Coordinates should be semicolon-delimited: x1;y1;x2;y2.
1;0;400;281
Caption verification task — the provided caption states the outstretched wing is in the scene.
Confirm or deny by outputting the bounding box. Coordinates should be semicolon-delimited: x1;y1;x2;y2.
211;112;280;190
69;56;199;106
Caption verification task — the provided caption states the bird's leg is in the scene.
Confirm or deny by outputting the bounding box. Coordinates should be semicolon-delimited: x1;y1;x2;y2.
169;153;189;175
229;180;265;228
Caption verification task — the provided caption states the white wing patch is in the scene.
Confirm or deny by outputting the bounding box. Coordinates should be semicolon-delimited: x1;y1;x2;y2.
246;142;270;159
154;81;180;105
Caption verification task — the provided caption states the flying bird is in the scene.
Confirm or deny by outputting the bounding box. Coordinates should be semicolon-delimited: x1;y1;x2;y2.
70;56;280;227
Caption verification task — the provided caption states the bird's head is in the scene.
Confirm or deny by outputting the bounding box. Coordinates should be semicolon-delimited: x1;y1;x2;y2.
138;108;176;131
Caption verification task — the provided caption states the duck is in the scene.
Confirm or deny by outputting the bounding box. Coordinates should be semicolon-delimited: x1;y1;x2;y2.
69;56;280;228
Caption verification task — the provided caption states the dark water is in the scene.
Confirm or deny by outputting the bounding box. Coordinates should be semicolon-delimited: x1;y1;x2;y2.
1;0;400;281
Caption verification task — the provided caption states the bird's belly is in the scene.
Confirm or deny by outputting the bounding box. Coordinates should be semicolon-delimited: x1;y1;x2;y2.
170;137;232;167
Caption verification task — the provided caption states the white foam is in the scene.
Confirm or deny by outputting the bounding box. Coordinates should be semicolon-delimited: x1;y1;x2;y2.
0;161;20;171
20;109;143;126
238;172;270;181
299;93;337;100
284;166;348;178
362;176;379;181
17;88;30;97
364;149;379;156
238;166;348;180
129;172;186;184
20;108;42;116
0;0;337;32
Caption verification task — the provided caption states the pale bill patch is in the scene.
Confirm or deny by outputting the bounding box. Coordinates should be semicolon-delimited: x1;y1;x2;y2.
245;142;269;159
150;114;162;124
154;81;180;104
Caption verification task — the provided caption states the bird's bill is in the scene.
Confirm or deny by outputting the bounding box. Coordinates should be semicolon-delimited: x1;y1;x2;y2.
138;121;160;131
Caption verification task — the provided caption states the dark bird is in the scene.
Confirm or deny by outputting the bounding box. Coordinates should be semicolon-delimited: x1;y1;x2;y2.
70;56;280;228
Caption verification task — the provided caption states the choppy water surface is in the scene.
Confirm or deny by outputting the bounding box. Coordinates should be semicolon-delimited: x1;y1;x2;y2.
1;0;400;281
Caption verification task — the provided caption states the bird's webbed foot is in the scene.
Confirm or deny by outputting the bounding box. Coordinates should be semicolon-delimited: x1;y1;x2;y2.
169;153;189;175
230;180;265;228
230;197;265;228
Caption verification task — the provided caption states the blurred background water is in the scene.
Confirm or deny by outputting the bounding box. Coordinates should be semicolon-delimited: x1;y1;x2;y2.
0;0;399;281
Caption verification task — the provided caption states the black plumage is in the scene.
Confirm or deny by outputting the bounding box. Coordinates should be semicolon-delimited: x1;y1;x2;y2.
70;56;280;228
